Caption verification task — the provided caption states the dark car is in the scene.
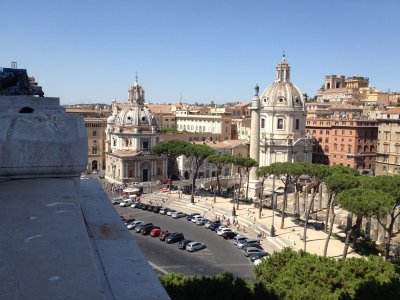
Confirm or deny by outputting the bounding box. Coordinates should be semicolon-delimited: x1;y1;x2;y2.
147;204;154;211
209;221;222;231
135;222;153;233
159;231;171;241
222;231;237;239
186;213;200;221
152;206;161;213
141;225;159;235
165;232;184;244
178;239;192;250
243;243;263;251
141;204;148;210
124;218;136;226
250;252;269;262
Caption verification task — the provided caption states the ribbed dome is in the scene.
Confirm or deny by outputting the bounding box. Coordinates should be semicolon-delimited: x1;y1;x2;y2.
261;82;303;108
114;106;157;127
260;55;304;108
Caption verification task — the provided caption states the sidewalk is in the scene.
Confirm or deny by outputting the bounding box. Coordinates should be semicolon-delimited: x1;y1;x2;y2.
146;191;359;258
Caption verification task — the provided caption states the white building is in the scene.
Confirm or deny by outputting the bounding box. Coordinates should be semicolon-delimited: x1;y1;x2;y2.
257;55;312;166
104;78;167;183
175;107;232;140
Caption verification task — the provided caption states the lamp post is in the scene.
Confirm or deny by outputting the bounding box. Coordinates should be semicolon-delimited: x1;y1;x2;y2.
271;172;276;237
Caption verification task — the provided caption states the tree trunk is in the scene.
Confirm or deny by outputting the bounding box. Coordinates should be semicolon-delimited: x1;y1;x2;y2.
343;214;359;259
324;194;333;232
303;192;316;251
384;221;394;259
323;200;336;256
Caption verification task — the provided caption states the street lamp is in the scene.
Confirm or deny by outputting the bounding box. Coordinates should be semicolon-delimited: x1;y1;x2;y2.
271;172;276;237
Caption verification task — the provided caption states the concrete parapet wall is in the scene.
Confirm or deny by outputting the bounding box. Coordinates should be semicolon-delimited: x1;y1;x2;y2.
0;96;87;179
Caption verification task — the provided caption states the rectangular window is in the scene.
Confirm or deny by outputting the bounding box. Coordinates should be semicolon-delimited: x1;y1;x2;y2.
295;119;300;130
277;118;284;130
93;130;97;137
92;148;98;155
261;119;265;128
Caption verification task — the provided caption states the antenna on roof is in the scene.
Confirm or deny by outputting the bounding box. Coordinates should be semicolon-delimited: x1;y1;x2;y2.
11;61;17;68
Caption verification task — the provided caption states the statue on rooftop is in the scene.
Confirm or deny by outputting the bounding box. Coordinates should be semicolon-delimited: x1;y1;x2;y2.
0;67;44;97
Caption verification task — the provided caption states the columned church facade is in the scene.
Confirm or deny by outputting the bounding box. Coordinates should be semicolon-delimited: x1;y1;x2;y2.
104;79;167;184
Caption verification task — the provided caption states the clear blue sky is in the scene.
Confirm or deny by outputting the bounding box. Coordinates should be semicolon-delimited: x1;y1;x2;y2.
1;0;399;105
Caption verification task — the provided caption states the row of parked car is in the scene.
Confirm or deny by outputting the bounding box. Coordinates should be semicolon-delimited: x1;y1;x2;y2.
120;205;206;252
184;213;269;265
118;198;269;264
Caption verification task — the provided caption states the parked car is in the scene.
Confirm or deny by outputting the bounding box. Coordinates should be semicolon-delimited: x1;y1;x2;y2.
213;225;228;233
178;239;192;250
196;218;209;226
127;220;143;230
141;225;159;235
186;242;206;252
124;218;135;226
244;247;263;257
208;221;221;230
237;238;260;249
150;227;161;237
135;222;153;233
130;201;141;208
120;199;133;207
172;211;186;219
222;231;237;239
191;215;203;223
159;231;171;241
166;209;176;216
204;220;214;228
165;232;184;244
146;204;154;211
254;256;268;265
152;206;161;213
243;243;263;251
233;235;248;246
250;252;269;262
159;207;170;215
186;213;200;221
160;186;169;192
217;227;233;236
112;197;123;205
141;204;149;210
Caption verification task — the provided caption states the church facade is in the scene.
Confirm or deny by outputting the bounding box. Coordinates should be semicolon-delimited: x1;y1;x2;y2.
247;55;313;198
257;55;313;165
104;78;167;184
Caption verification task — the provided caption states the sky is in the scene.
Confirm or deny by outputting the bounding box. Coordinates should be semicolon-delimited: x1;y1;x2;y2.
1;0;399;105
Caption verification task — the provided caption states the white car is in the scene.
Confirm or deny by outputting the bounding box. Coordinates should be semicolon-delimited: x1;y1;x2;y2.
127;221;142;230
186;241;206;252
217;227;233;236
171;212;186;219
191;215;203;223
254;256;268;266
166;209;176;216
130;201;140;208
120;199;133;207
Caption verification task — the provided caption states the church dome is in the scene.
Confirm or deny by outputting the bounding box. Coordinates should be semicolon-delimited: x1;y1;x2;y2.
114;105;157;127
107;115;115;124
260;55;304;108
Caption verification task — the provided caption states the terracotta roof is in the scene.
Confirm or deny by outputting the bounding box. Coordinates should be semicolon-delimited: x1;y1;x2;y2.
147;104;173;114
330;104;362;110
385;108;400;114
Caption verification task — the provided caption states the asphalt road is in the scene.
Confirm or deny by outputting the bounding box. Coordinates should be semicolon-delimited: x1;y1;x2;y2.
116;205;257;281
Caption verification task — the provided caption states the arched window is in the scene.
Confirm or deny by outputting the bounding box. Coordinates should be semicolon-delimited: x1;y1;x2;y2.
327;83;331;89
324;146;329;153
364;145;368;152
370;145;374;152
